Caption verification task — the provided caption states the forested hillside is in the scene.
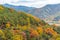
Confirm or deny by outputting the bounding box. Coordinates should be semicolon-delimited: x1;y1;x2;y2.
0;5;60;40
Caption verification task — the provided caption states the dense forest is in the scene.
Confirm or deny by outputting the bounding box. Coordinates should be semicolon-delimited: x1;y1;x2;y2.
0;5;60;40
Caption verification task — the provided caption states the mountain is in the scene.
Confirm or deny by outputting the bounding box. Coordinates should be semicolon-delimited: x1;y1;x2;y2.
53;16;60;21
0;5;51;28
0;5;60;40
3;4;60;26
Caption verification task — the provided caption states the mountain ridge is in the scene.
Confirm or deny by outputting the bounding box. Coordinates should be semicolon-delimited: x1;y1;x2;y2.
2;4;60;26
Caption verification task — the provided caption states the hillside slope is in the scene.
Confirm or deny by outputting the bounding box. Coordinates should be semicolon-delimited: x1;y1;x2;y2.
0;5;60;40
0;5;47;27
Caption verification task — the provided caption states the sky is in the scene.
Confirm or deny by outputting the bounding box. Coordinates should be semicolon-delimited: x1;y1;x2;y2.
0;0;60;8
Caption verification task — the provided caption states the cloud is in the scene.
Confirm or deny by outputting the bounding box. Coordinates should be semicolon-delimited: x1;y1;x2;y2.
0;0;60;8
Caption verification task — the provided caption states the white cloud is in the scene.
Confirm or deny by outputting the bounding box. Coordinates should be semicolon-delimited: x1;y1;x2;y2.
0;0;60;8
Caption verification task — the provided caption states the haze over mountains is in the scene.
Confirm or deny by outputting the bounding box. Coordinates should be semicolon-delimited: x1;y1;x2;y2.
3;4;60;26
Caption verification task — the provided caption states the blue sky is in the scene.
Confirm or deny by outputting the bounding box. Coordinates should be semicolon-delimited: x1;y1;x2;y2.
0;0;60;8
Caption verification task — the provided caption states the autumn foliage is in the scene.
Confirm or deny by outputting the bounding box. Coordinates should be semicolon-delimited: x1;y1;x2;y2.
45;28;57;36
0;5;59;40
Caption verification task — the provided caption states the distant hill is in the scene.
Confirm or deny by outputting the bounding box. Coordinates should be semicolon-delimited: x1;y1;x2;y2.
53;16;60;21
3;4;35;12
